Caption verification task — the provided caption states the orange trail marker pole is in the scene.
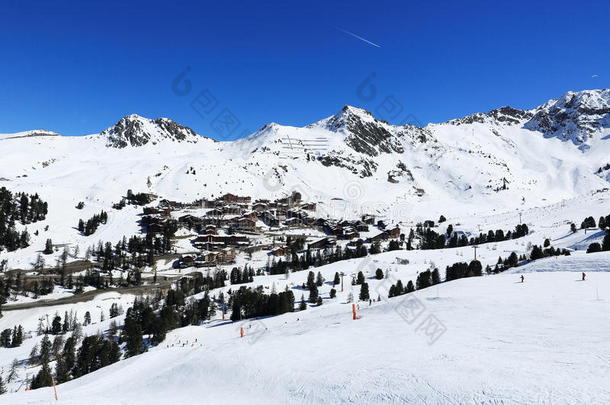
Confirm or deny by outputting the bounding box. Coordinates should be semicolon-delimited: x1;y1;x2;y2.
51;377;58;400
240;326;245;338
352;303;357;320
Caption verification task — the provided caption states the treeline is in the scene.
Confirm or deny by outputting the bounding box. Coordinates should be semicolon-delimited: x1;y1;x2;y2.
230;266;255;285
120;290;220;357
230;286;295;321
387;267;442;299
78;211;108;236
0;274;55;300
445;261;483;281
31;333;121;389
578;213;610;254
29;304;128;390
113;190;156;210
0;187;47;252
267;243;370;275
87;219;177;271
0;325;24;348
418;223;529;250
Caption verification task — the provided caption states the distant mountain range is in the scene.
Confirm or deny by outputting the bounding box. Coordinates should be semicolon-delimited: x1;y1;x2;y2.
1;89;609;226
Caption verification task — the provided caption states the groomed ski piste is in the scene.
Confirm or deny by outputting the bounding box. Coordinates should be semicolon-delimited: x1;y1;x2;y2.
0;195;609;405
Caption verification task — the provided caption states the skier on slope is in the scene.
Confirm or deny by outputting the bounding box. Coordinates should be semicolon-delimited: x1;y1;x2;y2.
520;275;524;283
582;272;586;281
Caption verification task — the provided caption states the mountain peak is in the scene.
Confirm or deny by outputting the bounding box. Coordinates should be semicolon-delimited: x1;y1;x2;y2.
446;106;533;126
100;114;205;148
525;88;610;150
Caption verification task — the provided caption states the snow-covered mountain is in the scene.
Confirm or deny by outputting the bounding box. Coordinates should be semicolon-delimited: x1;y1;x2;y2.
1;89;610;405
525;89;610;150
99;114;209;148
1;88;609;269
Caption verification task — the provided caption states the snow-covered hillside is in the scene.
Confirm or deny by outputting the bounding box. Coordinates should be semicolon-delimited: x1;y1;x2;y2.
2;264;609;404
1;89;609;270
0;88;609;404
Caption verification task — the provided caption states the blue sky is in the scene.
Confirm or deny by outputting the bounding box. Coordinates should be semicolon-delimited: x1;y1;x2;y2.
0;0;608;139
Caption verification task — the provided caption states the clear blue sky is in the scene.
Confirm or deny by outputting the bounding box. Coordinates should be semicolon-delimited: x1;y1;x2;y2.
1;0;608;139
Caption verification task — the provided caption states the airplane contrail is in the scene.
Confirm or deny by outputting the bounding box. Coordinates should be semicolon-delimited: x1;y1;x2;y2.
337;27;381;48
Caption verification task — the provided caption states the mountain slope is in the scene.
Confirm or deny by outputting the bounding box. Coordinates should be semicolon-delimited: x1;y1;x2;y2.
0;89;609;270
3;268;609;405
99;114;209;148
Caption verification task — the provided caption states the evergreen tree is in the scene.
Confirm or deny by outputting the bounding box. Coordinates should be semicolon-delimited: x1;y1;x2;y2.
333;272;340;286
602;232;610;251
30;361;53;389
416;270;432;290
315;271;324;287
123;317;145;358
83;311;91;326
356;271;365;285
51;315;62;335
299;294;307;310
39;334;52;364
359;282;370;301
375;268;384;280
329;288;337;299
431;268;441;285
43;238;53;255
306;271;315;290
587;243;602;253
308;285;319;304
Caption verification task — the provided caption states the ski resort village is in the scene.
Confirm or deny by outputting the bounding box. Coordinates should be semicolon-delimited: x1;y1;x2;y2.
0;88;609;404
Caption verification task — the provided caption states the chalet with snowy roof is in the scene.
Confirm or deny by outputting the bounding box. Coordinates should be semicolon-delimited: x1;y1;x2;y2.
276;191;302;206
222;205;245;215
260;211;279;227
252;202;268;212
300;202;316;211
217;193;251;204
269;246;290;257
193;234;249;250
307;237;336;250
230;217;256;232
367;226;401;242
362;214;376;225
179;255;195;269
207;208;224;218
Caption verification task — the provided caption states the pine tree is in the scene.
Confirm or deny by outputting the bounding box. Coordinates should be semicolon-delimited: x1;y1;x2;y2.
333;272;340;286
375;268;384;280
123;317;145;358
308;285;318;304
83;311;91;326
315;271;324;287
43;238;53;255
39;334;52;364
7;359;19;383
431;268;441;285
329;288;336;299
30;361;53;389
602;232;610;251
29;343;39;365
51;315;62;335
306;271;315;289
359;282;370;301
356;271;365;285
299;294;307;310
0;376;5;395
